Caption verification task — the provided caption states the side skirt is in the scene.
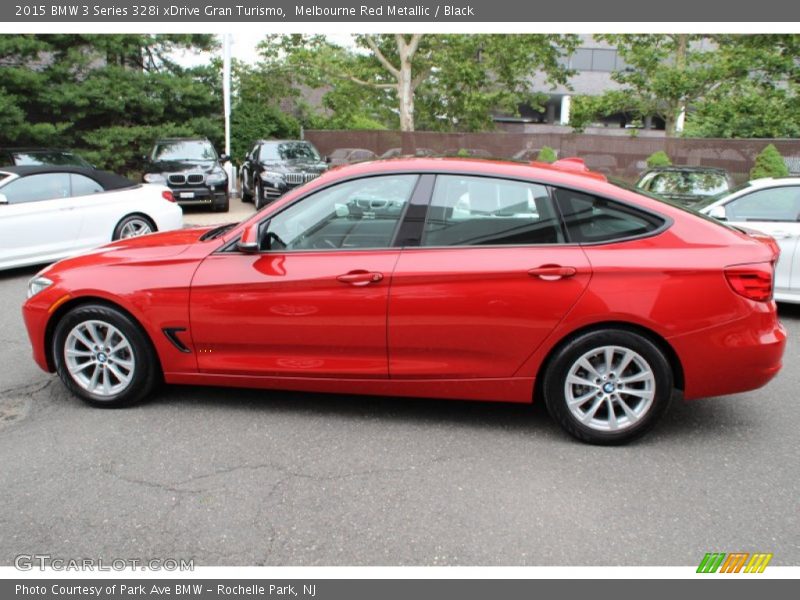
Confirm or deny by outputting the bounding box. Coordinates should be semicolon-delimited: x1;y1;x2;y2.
163;372;535;404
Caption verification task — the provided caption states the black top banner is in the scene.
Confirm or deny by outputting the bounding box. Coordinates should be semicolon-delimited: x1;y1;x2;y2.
3;0;800;22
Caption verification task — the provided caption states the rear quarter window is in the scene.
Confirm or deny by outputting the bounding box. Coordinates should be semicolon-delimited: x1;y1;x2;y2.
554;187;664;243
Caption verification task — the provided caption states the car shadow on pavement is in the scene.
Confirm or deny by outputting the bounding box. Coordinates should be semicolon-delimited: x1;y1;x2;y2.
151;383;561;438
146;383;764;446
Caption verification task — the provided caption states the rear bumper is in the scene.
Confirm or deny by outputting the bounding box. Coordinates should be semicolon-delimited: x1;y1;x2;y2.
670;304;786;399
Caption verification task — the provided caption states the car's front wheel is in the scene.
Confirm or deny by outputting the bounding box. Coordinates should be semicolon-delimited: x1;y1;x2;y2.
52;304;159;407
543;329;674;445
254;179;265;210
240;172;252;202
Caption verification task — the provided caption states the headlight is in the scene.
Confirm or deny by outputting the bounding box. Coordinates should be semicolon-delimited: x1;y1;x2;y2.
143;173;166;184
260;171;285;182
27;276;53;299
206;169;227;185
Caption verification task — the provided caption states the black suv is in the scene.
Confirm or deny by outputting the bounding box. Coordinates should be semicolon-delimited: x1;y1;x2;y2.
143;138;229;212
240;140;327;209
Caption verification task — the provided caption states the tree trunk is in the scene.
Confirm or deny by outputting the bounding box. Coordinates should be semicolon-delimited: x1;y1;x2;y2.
396;36;418;132
665;34;689;137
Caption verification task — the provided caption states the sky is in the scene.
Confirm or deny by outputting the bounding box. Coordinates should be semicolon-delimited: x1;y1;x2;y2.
173;34;354;67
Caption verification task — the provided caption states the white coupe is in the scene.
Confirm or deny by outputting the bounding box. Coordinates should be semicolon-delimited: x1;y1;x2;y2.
0;165;183;270
699;177;800;303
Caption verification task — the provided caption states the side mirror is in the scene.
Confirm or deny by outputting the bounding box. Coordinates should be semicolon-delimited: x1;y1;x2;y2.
324;155;331;164
237;223;260;253
0;193;7;205
707;205;727;220
219;154;231;163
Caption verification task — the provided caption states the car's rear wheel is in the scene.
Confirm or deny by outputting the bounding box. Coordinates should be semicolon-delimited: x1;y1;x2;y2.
52;304;159;408
113;215;155;240
543;329;674;445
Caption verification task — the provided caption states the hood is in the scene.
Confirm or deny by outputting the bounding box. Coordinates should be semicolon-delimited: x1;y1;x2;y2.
260;159;327;173
146;159;219;174
42;227;215;275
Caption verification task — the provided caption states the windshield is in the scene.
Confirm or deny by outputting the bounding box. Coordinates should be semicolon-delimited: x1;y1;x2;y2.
12;151;91;168
152;140;217;162
645;171;729;197
259;142;320;161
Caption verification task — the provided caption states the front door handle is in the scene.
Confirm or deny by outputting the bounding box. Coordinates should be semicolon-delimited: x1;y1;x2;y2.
528;265;577;281
337;270;384;286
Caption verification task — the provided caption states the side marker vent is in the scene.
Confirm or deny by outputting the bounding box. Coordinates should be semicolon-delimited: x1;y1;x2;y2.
163;327;191;353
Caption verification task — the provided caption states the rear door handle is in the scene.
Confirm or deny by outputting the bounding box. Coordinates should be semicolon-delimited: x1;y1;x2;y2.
528;265;577;281
336;271;384;286
771;231;794;240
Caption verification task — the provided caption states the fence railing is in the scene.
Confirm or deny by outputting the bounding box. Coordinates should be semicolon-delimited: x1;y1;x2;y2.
305;129;800;182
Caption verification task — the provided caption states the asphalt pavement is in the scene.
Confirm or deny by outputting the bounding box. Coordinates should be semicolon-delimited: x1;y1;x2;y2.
0;241;798;566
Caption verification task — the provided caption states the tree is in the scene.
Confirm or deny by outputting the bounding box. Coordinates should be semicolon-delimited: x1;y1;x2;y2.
683;35;800;138
257;34;579;132
0;35;223;174
750;144;789;179
537;147;557;163
569;34;800;139
646;151;672;167
569;35;720;136
229;62;300;162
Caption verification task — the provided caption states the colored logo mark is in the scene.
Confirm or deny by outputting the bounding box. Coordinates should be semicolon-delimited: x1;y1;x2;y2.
697;552;773;573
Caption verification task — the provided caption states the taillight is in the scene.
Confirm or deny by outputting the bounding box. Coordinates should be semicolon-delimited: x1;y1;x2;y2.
725;264;774;302
162;190;176;202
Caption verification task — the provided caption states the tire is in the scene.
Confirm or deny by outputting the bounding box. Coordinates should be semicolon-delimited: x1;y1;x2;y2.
240;173;252;202
112;215;155;240
211;195;229;212
542;329;674;445
52;304;159;408
254;179;265;210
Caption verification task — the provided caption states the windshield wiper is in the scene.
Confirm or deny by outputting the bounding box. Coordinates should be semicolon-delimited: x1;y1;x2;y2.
200;222;237;240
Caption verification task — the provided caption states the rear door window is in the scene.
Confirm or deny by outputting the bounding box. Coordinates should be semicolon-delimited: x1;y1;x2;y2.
421;175;564;246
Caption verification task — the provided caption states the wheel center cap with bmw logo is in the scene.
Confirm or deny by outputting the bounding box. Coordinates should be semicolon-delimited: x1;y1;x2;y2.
96;352;108;364
603;382;615;393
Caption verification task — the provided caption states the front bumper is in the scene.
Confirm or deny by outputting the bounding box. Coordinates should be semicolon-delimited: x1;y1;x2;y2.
168;185;227;206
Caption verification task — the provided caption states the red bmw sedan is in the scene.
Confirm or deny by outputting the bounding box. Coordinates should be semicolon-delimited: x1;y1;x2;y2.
22;158;786;444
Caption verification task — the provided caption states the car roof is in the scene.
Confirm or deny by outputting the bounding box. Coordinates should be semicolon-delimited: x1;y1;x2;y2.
257;139;313;144
0;147;81;153
154;137;211;143
314;157;622;194
0;165;136;190
746;176;800;187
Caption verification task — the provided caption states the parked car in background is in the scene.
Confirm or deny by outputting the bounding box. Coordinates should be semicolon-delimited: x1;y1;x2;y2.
0;147;93;168
328;148;378;166
379;147;435;159
698;177;800;304
240;140;327;209
0;165;182;270
142;138;229;212
22;157;785;444
636;166;734;207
